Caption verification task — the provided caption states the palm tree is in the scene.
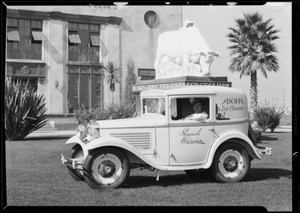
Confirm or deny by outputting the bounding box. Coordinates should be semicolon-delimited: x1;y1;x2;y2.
227;12;280;114
104;61;120;92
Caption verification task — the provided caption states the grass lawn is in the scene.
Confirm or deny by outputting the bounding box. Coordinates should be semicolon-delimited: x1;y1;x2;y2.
5;132;292;211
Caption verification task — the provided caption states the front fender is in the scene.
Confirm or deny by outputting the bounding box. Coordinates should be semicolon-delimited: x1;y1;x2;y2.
84;136;165;170
66;133;81;144
65;134;88;157
203;130;262;169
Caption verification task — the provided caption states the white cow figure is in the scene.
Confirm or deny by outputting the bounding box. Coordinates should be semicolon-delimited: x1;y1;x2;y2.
154;20;220;79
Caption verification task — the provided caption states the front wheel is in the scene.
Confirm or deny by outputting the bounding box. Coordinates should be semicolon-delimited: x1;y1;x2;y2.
212;144;250;183
83;148;130;189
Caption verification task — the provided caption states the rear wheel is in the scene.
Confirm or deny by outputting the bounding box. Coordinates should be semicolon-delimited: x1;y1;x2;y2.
83;148;130;189
66;144;84;181
212;144;250;183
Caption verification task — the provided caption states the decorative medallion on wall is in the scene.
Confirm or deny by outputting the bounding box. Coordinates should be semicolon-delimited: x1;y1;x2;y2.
21;66;30;75
144;10;160;29
6;62;46;78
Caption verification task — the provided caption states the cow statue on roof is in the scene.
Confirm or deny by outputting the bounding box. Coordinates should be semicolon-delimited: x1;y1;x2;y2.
154;20;220;79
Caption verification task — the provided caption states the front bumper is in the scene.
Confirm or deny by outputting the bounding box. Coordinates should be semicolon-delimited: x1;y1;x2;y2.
256;146;272;156
61;154;84;170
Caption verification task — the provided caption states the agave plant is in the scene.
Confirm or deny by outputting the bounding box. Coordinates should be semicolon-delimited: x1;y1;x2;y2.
104;61;120;92
5;79;47;141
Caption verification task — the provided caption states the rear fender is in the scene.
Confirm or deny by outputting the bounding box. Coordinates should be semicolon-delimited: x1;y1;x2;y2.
84;136;164;170
204;130;262;169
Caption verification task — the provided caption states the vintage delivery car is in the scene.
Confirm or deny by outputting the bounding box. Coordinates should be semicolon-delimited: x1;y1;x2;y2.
61;85;271;189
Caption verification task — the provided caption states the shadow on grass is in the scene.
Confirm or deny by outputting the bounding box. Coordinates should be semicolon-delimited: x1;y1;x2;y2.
123;168;292;188
269;131;292;133
259;135;278;141
123;173;213;188
245;168;292;182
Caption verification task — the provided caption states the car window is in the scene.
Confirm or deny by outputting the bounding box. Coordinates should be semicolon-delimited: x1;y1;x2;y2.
171;97;210;120
142;98;166;116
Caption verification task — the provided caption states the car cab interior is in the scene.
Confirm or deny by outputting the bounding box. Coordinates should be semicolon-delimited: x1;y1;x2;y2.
171;97;209;120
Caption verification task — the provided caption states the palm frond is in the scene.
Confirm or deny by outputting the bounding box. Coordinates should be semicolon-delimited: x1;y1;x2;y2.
104;61;120;92
270;35;280;41
260;65;268;78
228;27;241;35
235;18;245;27
244;12;262;25
268;29;280;36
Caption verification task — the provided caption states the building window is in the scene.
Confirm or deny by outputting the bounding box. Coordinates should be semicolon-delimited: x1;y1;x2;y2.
6;18;43;60
68;23;100;63
67;66;103;113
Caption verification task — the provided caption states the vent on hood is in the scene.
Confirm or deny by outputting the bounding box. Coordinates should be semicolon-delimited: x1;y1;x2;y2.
110;132;151;150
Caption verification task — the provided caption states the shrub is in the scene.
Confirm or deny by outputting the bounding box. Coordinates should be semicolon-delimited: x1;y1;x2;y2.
74;105;98;125
268;107;285;132
5;79;47;141
248;120;262;145
253;103;285;132
75;101;137;124
123;57;137;104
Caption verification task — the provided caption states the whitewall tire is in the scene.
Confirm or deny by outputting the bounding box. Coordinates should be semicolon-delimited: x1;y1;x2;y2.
83;148;130;189
212;144;250;183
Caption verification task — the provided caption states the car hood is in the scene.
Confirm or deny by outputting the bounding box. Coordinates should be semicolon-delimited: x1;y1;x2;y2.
95;114;166;129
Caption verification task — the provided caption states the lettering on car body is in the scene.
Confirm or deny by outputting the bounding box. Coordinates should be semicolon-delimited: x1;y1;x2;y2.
216;97;245;120
179;128;205;144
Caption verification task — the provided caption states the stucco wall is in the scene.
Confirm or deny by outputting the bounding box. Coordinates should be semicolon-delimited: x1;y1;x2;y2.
102;24;121;106
118;6;182;98
43;19;68;114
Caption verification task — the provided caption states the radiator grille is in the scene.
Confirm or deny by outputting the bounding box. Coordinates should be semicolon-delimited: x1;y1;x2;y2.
110;132;151;150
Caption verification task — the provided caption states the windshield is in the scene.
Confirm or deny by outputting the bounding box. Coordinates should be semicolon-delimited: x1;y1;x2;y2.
142;98;166;116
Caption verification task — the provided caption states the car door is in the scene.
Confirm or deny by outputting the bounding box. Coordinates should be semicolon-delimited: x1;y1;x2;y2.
168;95;216;165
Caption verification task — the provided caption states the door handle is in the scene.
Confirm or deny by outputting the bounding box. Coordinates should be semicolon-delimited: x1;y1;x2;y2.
209;127;215;131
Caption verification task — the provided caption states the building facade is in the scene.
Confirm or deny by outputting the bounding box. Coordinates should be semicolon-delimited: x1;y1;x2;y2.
5;6;182;114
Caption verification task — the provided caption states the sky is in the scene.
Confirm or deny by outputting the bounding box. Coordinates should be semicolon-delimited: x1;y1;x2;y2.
182;3;292;110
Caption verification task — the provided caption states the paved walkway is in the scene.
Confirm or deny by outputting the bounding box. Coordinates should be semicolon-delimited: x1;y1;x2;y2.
26;130;77;139
265;126;292;133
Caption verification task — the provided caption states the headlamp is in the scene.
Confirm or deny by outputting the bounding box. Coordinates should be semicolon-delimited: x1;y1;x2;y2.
77;122;100;141
89;121;100;139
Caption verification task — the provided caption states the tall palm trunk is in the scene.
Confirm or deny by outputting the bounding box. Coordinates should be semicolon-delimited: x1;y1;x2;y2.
250;71;258;118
